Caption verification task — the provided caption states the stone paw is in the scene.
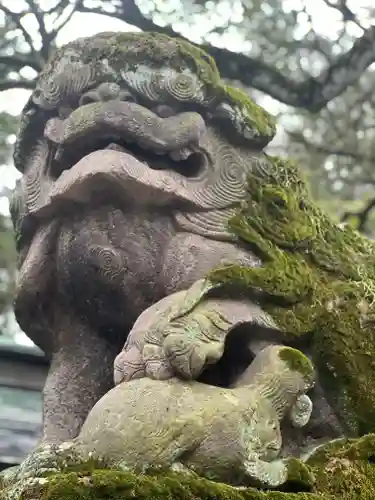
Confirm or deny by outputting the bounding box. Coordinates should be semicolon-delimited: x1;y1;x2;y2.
114;279;277;384
162;329;225;379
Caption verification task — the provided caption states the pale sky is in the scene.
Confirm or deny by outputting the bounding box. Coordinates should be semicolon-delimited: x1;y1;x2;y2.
0;0;372;344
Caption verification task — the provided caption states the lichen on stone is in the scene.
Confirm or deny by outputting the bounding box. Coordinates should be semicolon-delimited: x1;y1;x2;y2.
278;347;314;383
208;154;375;436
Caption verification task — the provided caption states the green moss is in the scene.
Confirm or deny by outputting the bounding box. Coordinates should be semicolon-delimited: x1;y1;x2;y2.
5;436;375;499
223;85;276;140
278;348;314;382
283;458;315;492
71;31;221;88
307;434;375;466
11;469;325;500
208;154;375;436
306;434;375;499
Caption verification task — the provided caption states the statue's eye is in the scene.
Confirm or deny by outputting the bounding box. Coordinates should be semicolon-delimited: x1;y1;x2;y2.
299;199;306;210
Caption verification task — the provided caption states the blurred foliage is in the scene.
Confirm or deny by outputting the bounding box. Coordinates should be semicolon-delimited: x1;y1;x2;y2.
0;213;16;335
1;0;375;333
0;111;18;335
0;113;18;167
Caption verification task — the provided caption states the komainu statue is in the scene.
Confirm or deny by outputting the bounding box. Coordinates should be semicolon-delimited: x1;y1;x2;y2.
2;30;375;500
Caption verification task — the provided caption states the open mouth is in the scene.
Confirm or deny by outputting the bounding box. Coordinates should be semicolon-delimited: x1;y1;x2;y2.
45;100;210;182
50;136;208;181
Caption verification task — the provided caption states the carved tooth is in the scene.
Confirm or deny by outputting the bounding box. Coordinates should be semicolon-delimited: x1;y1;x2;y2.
169;148;192;161
179;148;192;159
169;151;182;161
54;146;64;162
106;143;126;152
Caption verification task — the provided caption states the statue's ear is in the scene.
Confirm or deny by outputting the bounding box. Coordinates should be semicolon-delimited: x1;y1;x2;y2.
13;95;41;173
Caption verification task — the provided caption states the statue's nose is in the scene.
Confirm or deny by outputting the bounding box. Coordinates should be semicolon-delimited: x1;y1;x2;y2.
79;83;136;106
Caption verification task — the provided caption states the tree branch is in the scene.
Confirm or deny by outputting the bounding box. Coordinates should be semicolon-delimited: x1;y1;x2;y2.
0;79;37;91
2;0;374;113
26;0;51;61
0;0;83;89
49;0;84;41
341;197;375;233
0;5;41;63
321;0;364;30
0;55;42;73
286;129;375;165
77;0;375;111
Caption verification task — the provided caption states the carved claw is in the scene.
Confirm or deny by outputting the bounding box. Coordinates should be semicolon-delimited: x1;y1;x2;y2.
163;331;225;379
113;344;145;385
142;344;175;380
114;279;278;384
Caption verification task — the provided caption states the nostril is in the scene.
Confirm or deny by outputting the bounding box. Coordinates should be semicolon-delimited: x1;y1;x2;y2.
79;85;137;105
96;83;137;103
118;90;137;103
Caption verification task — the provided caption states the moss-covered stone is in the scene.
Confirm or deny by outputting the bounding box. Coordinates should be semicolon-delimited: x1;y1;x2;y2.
15;32;276;172
278;347;314;383
36;32;275;140
53;31;274;139
209;154;375;436
1;469;321;500
10;28;375;499
3;436;375;499
305;434;375;499
284;457;315;491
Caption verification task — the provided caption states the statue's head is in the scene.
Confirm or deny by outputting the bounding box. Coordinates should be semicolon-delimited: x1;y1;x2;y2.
244;345;315;395
10;31;276;251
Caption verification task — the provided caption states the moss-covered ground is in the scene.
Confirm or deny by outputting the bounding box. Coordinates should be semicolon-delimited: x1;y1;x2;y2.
1;435;375;500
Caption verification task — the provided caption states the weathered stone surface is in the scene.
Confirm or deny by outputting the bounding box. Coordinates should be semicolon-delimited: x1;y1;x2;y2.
5;28;375;499
9;30;278;446
114;279;278;384
76;345;314;488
